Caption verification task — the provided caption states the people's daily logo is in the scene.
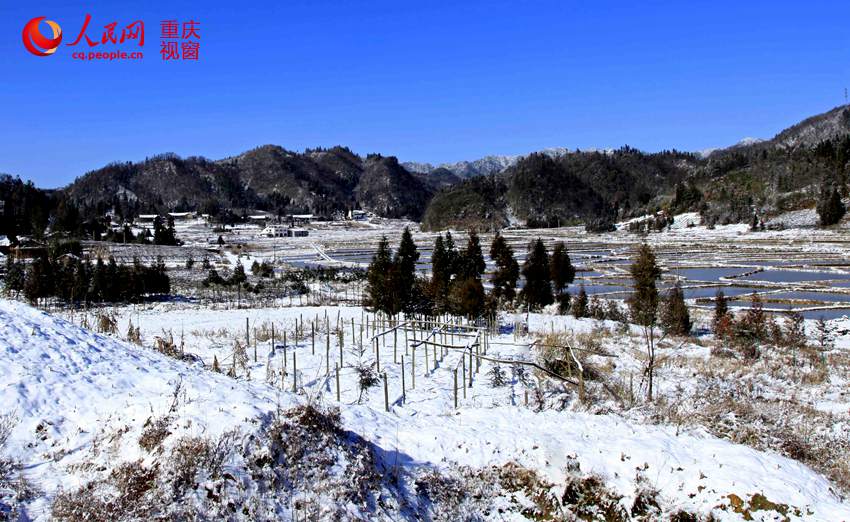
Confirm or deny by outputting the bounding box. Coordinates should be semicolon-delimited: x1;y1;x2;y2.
22;17;62;56
21;14;200;61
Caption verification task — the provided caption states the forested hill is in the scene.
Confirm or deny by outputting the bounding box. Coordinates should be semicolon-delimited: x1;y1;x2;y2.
4;104;850;237
423;104;850;230
422;148;700;231
61;146;433;222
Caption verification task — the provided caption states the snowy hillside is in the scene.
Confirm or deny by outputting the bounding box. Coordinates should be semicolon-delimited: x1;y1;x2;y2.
1;299;850;520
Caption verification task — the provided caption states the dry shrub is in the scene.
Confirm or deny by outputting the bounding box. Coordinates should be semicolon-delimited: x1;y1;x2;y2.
536;332;606;382
0;413;38;518
561;472;627;521
52;460;161;522
138;382;181;452
96;311;118;335
245;404;381;516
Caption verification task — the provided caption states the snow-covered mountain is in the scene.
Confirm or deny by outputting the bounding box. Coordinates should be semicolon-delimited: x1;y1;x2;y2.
404;147;572;179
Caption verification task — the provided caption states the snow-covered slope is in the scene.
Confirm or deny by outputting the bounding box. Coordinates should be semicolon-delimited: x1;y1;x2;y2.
2;299;850;520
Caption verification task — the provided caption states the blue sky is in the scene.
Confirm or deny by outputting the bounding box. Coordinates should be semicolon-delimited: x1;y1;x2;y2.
2;0;849;188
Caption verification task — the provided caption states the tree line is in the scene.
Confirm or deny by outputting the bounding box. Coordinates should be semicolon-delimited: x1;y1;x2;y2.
365;228;579;318
5;254;170;304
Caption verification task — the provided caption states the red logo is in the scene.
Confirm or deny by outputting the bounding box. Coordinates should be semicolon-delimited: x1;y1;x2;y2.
22;17;62;56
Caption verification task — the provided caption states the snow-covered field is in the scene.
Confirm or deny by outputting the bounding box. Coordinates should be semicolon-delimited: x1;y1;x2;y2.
2;296;850;520
4;217;850;519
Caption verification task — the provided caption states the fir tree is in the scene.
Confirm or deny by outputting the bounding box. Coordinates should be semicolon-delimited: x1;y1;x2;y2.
550;242;575;314
817;184;846;226
572;285;588;318
519;238;553;311
450;275;486;319
91;257;107;302
230;261;247;286
628;243;662;400
443;231;459;281
549;242;576;292
366;236;393;314
449;231;487;317
430;234;451;312
660;281;691;336
489;231;519;305
458;231;485;280
393;226;419;314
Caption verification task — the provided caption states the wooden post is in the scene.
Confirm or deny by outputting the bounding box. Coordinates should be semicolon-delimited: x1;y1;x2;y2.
246;318;250;347
462;358;467;399
411;347;416;389
351;318;355;347
404;325;409;355
292;351;297;392
311;322;316;355
425;343;429;375
400;355;406;403
383;373;389;412
524;389;528;407
326;337;330;376
453;369;458;409
375;338;380;373
393;328;397;363
433;344;437;370
468;348;473;387
336;364;341;402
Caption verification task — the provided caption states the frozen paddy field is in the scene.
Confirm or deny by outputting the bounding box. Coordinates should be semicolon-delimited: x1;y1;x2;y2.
156;213;850;321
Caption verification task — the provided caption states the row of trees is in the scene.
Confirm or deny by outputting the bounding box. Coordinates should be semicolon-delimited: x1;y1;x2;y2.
366;228;578;318
5;255;170;304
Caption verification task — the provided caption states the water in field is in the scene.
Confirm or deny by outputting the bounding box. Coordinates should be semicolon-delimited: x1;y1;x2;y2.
309;239;850;320
672;267;751;281
738;270;850;283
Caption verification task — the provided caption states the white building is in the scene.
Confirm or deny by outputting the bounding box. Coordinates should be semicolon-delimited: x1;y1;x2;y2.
348;209;368;221
261;224;289;237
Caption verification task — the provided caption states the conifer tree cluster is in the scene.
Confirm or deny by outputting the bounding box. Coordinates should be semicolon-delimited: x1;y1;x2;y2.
489;231;519;306
365;230;577;318
6;254;169;304
816;183;846;226
366;227;423;315
659;281;691;336
427;230;489;318
519;239;554;311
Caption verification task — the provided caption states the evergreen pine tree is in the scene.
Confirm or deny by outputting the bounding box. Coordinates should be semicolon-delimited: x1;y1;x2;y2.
519;238;553;310
458;231;486;280
4;256;25;294
550;242;575;313
660;281;691;336
430;234;451;312
91;257;107;302
366;236;393;314
450;231;487;317
572;285;588;318
549;242;576;292
393;226;419;314
489;231;519;305
443;231;459;281
628;243;662;400
449;276;486;319
817;184;846;226
230;260;247;286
